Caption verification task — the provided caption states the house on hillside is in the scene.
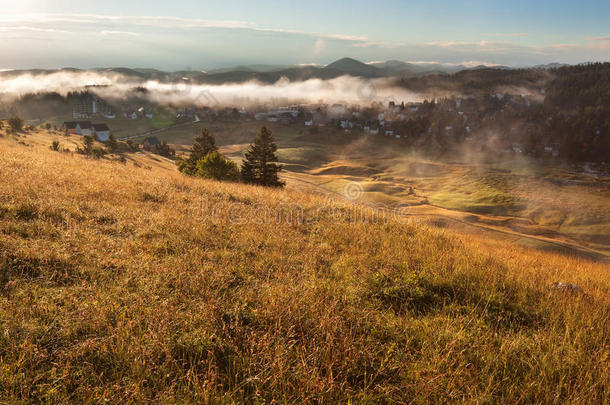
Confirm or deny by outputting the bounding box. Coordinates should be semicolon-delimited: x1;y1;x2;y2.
62;121;93;136
93;124;111;142
62;122;78;135
63;121;111;140
77;122;93;136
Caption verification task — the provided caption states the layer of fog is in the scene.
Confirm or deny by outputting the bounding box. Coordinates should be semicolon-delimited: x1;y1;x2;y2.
0;71;424;107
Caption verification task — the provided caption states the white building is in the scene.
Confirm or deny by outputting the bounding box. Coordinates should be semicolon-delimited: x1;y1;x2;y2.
93;124;111;142
76;122;93;136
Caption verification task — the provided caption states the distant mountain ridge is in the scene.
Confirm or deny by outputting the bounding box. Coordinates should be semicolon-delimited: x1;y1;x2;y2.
0;58;577;85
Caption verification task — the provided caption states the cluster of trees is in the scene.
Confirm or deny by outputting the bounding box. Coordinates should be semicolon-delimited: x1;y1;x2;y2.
151;140;175;158
77;135;106;158
177;126;284;187
76;133;139;158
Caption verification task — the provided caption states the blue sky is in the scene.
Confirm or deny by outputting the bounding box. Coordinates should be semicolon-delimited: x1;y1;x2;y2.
1;0;609;69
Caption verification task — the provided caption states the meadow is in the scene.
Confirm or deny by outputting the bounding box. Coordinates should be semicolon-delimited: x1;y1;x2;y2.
124;117;610;259
0;123;608;403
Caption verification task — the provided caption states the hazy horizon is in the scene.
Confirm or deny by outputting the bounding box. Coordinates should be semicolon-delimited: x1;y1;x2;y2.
1;0;609;70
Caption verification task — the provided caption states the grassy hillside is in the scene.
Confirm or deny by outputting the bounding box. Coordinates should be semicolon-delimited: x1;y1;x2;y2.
0;126;609;403
110;117;610;255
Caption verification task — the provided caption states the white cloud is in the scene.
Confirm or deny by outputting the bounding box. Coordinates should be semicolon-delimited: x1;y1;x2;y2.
0;25;69;34
99;30;141;37
352;40;406;49
587;36;610;42
484;33;529;38
1;13;608;68
2;13;380;47
312;38;325;58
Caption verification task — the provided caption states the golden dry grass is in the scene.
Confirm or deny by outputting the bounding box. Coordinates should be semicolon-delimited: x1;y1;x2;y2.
0;127;608;403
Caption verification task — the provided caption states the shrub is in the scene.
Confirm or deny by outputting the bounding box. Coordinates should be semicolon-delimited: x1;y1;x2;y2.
79;135;94;155
91;148;106;159
8;117;24;132
154;141;175;158
105;134;119;153
125;140;139;153
78;136;105;158
50;141;60;151
176;159;194;175
195;151;240;181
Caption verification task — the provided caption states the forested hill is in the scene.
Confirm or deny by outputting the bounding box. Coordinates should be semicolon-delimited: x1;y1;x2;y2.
545;63;610;111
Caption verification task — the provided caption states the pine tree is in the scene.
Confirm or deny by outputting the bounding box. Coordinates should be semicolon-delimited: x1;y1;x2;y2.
178;129;219;175
241;127;284;187
189;129;218;164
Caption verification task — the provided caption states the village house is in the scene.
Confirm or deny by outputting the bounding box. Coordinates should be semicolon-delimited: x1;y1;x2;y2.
77;122;93;136
62;121;111;141
340;120;353;129
93;124;111;142
62;122;78;135
62;121;93;136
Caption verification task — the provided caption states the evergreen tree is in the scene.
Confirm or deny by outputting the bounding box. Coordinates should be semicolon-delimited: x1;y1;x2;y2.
178;129;218;175
189;128;218;164
241;127;284;187
196;151;239;181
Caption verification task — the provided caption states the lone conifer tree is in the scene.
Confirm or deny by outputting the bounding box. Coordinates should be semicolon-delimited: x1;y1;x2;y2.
189;128;218;164
178;129;218;175
241;127;284;187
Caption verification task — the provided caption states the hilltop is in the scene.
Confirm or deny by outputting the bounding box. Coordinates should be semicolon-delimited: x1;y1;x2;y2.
0;125;608;403
0;58;572;85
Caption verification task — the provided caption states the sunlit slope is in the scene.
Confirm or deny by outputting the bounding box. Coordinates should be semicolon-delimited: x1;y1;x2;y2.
0;128;608;403
115;118;610;253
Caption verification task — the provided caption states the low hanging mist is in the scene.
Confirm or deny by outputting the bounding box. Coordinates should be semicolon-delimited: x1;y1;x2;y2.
0;71;424;107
